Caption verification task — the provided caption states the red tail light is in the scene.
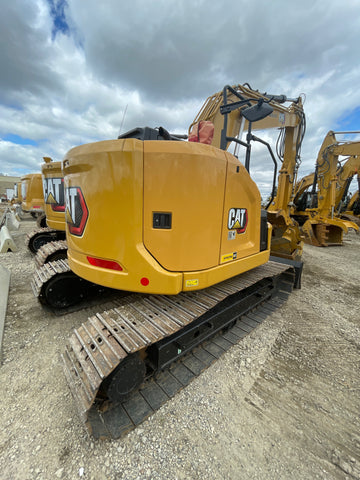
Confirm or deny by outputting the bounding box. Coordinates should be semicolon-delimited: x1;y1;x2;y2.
51;204;65;212
87;256;123;271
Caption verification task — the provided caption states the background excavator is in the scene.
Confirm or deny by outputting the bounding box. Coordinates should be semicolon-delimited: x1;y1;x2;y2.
342;188;360;218
292;131;359;246
335;157;360;227
20;173;45;219
31;83;307;439
292;156;360;227
25;159;67;253
33;157;68;264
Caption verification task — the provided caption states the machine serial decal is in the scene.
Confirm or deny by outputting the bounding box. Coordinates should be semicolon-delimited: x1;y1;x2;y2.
43;177;65;212
227;208;248;233
65;186;89;236
185;279;199;288
221;252;237;263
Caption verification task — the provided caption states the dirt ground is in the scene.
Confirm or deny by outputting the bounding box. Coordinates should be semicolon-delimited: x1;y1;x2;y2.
0;211;359;480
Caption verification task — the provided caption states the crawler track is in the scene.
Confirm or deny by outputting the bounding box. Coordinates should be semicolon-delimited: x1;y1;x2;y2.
31;259;111;312
62;260;295;439
26;227;66;254
31;258;71;297
34;240;68;267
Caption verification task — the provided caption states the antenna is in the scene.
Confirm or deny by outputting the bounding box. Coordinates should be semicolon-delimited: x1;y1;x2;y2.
118;104;128;136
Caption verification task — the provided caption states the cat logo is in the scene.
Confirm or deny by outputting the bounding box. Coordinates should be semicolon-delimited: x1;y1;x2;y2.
65;186;88;236
43;177;65;212
227;208;248;233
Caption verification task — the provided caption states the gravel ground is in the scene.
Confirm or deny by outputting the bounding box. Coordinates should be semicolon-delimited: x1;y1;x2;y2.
0;211;359;480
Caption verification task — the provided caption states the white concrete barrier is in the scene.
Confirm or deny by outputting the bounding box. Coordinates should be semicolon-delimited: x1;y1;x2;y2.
0;265;10;363
0;226;17;253
6;212;20;230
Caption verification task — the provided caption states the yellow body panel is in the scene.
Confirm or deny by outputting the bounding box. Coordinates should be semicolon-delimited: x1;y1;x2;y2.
41;160;66;231
21;174;45;213
143;141;227;271
220;154;261;260
182;247;270;291
63;138;270;295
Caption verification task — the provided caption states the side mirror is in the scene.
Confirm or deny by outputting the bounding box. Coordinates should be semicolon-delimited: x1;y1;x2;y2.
241;101;273;123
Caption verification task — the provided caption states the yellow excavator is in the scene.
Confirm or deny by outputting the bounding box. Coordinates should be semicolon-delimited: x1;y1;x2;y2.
343;188;360;218
292;131;359;246
32;157;68;263
293;156;360;227
25;159;67;253
20;173;45;218
335;157;360;227
32;83;307;438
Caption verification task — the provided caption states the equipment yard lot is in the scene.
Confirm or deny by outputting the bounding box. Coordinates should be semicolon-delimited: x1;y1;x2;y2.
0;213;359;480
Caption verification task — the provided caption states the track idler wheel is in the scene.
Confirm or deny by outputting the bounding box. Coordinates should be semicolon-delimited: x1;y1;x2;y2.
103;353;146;403
46;249;68;263
36;214;47;228
28;233;55;253
39;272;103;309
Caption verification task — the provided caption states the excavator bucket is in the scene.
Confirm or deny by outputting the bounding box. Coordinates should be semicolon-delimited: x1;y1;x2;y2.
267;211;303;260
302;220;343;247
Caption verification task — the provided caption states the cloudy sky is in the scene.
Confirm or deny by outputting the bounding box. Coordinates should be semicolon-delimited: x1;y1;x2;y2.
1;0;360;197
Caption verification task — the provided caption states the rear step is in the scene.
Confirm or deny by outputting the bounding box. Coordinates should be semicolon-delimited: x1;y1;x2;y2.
62;260;297;439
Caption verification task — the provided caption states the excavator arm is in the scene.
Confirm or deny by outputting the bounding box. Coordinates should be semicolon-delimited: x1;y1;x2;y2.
189;83;306;260
189;84;303;151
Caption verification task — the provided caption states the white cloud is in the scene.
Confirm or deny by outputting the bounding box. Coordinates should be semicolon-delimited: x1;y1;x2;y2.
0;0;360;199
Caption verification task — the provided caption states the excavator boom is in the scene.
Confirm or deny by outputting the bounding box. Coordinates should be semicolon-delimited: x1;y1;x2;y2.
190;83;306;260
